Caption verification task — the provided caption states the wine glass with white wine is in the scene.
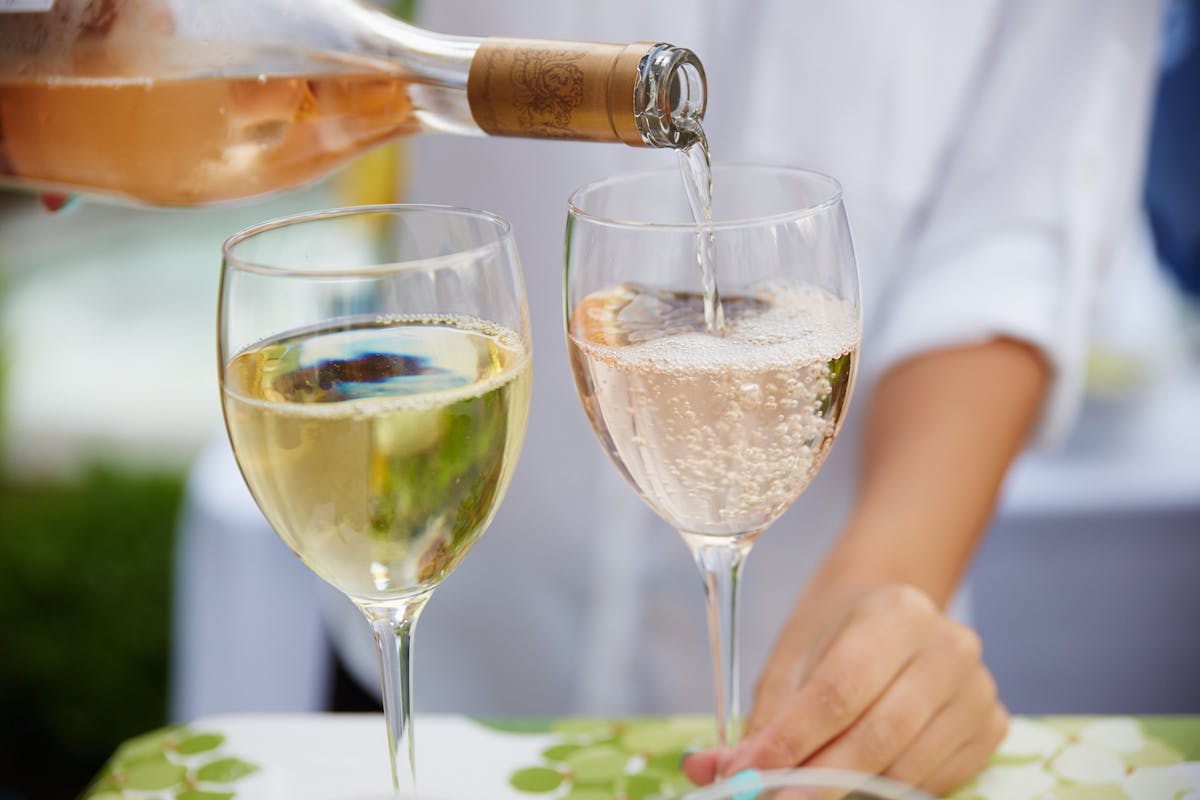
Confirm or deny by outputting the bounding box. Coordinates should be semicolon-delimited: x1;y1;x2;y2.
566;165;860;756
219;205;531;797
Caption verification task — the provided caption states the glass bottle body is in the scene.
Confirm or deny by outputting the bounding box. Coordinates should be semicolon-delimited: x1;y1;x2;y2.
0;0;705;206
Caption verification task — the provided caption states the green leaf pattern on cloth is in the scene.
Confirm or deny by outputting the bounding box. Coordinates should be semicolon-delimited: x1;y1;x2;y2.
507;716;714;798
82;726;258;799
82;715;1198;799
503;716;1198;800
949;717;1194;800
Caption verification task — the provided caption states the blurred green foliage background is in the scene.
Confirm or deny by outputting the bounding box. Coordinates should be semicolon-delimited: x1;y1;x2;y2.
0;466;184;798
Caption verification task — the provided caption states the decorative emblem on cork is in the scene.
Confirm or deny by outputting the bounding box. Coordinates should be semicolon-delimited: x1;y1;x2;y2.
468;38;647;145
509;49;585;136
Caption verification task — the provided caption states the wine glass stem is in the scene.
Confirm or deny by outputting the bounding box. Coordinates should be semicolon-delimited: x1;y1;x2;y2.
366;594;431;797
684;534;755;751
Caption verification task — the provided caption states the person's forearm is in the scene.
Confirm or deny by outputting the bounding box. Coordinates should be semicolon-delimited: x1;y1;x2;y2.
812;337;1051;607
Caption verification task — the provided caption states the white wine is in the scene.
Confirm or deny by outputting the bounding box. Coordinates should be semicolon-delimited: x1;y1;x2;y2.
0;42;419;206
569;282;858;537
222;316;530;602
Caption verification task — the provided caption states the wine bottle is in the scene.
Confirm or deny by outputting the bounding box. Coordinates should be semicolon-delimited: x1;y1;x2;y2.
0;0;706;206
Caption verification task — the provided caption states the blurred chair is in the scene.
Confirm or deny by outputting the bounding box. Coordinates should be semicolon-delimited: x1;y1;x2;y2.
1145;0;1199;298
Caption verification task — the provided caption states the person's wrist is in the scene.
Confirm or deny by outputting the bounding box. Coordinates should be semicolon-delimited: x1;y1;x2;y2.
801;530;896;605
810;515;961;609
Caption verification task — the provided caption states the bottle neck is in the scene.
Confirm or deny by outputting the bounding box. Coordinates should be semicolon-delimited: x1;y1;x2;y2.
466;38;706;147
331;3;484;137
353;4;706;148
634;44;707;148
346;4;482;89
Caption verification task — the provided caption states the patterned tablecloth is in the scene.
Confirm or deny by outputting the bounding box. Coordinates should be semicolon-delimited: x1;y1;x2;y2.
83;714;1200;799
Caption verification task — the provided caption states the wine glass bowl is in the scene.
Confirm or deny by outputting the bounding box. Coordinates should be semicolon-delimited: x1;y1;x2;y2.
219;205;531;795
565;165;860;747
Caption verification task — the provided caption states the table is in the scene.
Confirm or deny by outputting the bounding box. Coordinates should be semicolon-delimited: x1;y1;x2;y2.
84;714;1200;799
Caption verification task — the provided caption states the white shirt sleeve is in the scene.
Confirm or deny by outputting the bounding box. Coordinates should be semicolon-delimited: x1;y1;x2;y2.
870;0;1164;446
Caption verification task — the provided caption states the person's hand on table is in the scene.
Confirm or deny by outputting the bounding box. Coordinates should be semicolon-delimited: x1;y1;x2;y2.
682;339;1048;794
682;582;1009;796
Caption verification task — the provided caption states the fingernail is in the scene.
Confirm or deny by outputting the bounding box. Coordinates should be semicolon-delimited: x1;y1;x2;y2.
727;769;764;800
678;747;699;768
39;193;82;214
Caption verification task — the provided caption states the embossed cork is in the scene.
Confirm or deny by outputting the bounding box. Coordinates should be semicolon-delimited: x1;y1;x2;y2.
467;38;652;145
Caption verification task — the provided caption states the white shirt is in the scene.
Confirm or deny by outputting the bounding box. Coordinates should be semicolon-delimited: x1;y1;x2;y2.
173;0;1161;720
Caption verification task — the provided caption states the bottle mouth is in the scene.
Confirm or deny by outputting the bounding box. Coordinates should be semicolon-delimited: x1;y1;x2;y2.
635;44;707;148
